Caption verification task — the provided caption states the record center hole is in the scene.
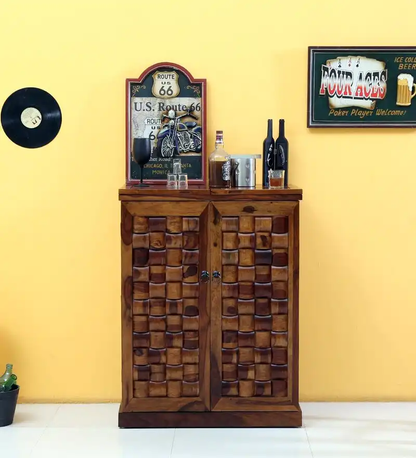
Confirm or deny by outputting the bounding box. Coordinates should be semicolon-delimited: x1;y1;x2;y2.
21;107;42;129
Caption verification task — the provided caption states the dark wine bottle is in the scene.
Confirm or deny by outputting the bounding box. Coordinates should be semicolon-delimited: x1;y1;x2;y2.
275;119;289;187
262;119;274;187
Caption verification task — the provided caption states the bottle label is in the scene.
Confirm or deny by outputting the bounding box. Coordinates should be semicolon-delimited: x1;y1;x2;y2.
266;144;274;167
21;107;42;129
222;160;231;181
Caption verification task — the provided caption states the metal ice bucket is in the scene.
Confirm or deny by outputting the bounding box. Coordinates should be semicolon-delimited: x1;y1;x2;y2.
230;154;261;188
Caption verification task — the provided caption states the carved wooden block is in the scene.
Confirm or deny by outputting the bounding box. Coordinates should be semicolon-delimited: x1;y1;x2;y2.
183;299;199;316
183;217;199;232
166;299;183;315
222;217;239;232
149;282;166;299
150;232;166;249
256;232;272;250
133;299;149;315
167;249;182;266
239;347;254;364
239;249;255;266
183;265;198;282
133;216;148;234
133;249;149;267
150;266;166;283
166;332;183;348
149;250;166;266
133;267;149;282
133;233;149;249
222;250;239;265
133;282;149;299
149;217;167;232
239;216;255;233
166;216;182;234
238;233;255;249
238;299;255;315
166;233;183;249
255;266;271;283
255;298;271;316
182;349;199;364
183;250;199;265
222;348;238;364
255;217;272;233
183;232;199;249
183;331;199;349
184;364;198;382
223;232;238;250
272;216;288;234
149;316;166;331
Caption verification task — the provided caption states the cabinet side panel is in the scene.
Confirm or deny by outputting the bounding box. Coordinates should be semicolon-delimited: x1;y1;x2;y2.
291;203;300;405
121;203;134;409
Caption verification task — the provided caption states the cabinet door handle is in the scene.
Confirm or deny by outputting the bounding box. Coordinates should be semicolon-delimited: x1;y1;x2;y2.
212;271;221;280
201;271;210;283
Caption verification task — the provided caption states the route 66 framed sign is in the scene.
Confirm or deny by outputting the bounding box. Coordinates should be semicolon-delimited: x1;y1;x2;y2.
126;62;207;185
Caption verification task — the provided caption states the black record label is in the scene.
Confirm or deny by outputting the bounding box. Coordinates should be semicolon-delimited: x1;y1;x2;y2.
1;87;62;148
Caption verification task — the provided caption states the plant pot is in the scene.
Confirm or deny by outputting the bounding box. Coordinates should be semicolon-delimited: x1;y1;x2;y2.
0;385;19;427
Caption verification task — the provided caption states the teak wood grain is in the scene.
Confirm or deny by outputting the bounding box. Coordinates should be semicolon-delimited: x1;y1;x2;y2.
121;204;133;410
119;407;302;428
210;202;298;411
121;201;210;412
119;187;302;427
119;185;303;202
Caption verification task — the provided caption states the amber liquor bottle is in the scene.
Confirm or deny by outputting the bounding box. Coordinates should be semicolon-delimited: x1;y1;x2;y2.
209;130;231;188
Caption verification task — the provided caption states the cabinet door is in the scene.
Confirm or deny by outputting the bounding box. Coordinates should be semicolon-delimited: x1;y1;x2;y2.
210;201;299;411
121;201;210;412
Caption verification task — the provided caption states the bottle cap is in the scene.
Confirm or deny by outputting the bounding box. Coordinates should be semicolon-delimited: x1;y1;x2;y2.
215;130;223;144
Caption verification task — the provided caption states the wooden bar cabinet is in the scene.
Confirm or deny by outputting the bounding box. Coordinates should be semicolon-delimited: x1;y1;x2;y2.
118;185;302;428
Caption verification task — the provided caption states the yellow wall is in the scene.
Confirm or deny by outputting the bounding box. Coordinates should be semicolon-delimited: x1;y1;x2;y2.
1;0;415;402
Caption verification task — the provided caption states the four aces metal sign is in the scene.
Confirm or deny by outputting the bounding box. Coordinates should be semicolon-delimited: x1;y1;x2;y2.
308;46;416;127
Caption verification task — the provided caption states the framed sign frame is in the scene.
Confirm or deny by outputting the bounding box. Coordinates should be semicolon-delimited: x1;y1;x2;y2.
126;62;207;185
308;46;416;128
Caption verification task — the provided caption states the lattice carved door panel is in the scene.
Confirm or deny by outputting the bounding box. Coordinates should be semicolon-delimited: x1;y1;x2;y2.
121;202;209;412
210;202;299;411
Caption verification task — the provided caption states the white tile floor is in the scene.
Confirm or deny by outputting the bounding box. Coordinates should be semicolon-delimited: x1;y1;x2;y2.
1;403;415;457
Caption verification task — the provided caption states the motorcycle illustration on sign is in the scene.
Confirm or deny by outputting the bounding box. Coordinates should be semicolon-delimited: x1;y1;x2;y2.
155;106;202;158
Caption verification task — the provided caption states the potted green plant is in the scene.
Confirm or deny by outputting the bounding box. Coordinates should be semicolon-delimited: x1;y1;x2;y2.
0;364;19;427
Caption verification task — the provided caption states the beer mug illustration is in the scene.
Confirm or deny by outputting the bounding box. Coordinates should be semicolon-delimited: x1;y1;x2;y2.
396;74;416;106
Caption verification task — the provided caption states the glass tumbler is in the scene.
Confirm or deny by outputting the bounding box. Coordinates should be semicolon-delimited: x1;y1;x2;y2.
173;159;182;175
178;173;188;189
167;173;177;189
268;169;285;189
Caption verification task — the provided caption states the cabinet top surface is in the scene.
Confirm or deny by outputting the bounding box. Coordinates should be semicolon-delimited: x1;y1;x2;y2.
119;185;303;201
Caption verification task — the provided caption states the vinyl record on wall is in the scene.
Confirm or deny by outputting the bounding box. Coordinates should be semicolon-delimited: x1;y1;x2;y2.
1;87;62;148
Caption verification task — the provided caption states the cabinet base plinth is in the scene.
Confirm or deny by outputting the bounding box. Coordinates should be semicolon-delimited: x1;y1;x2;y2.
119;405;302;428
